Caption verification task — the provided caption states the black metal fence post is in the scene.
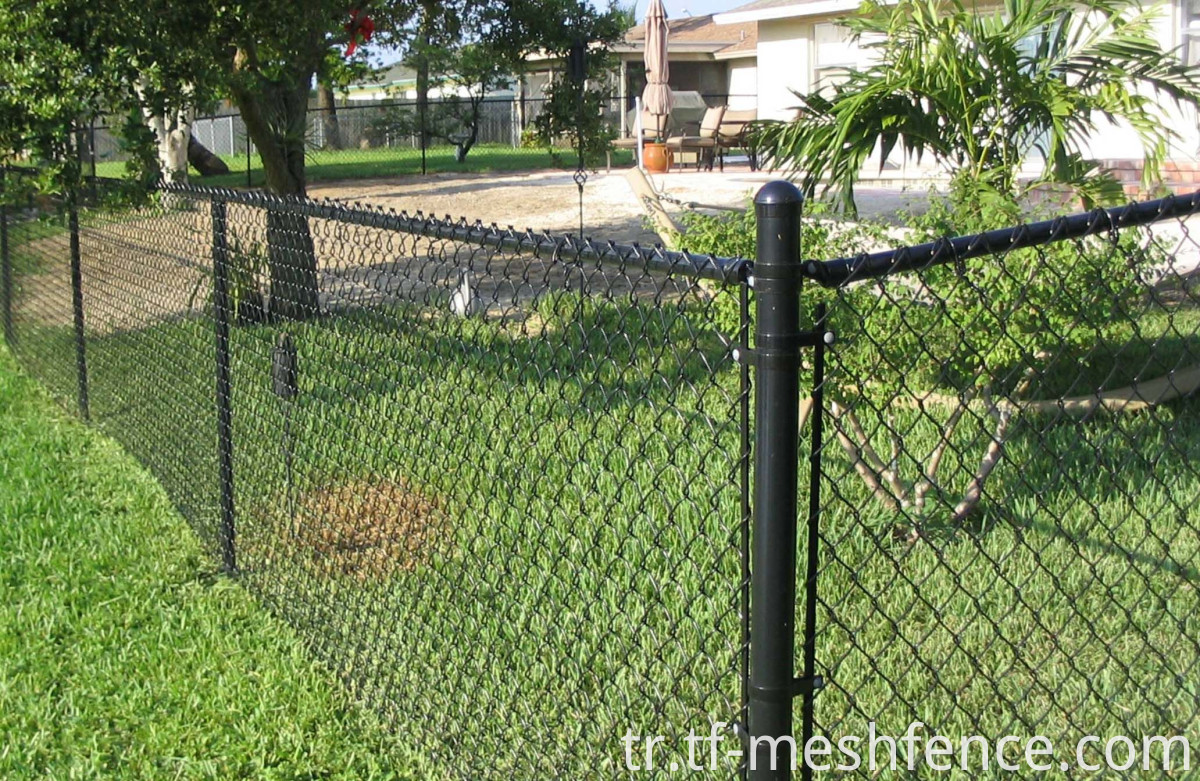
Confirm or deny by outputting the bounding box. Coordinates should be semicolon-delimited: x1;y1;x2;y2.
748;181;805;780
799;302;828;781
88;120;98;202
420;102;428;176
68;187;89;421
1;169;11;348
211;198;237;572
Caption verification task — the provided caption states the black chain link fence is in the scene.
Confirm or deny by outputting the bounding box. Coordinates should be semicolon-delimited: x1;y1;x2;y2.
0;169;751;778
5;163;1200;778
86;94;752;187
799;191;1200;777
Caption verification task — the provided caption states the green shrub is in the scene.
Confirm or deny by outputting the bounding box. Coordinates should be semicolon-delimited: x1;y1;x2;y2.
677;201;890;349
678;186;1160;398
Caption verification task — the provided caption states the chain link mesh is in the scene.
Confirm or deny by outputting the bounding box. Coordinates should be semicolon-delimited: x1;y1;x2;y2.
804;193;1200;776
1;174;750;778
10;165;1200;777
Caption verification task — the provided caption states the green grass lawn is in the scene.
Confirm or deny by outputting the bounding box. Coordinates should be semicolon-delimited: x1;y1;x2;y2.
93;144;635;189
7;201;1200;777
0;346;431;780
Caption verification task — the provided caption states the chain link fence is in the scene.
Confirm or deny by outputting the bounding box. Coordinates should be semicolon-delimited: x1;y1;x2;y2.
86;93;749;187
5;164;1200;778
0;169;751;778
797;191;1200;777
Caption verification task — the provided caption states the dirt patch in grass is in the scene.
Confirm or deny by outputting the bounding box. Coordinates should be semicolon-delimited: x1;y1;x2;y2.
257;477;451;580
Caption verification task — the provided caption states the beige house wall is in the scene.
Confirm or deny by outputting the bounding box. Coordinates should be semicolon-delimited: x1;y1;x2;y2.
741;0;1200;185
755;18;814;120
727;62;759;109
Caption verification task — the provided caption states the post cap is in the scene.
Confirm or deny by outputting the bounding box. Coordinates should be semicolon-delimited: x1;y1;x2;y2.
753;180;803;207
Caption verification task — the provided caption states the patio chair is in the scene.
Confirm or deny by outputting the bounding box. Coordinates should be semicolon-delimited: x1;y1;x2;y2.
665;105;727;172
715;109;758;171
612;110;672;152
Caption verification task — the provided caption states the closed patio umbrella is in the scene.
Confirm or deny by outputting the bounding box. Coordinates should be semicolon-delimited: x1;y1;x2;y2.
642;0;673;135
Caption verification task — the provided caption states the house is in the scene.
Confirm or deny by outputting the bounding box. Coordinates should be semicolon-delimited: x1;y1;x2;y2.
522;14;757;135
616;14;758;111
714;0;1200;191
342;63;516;102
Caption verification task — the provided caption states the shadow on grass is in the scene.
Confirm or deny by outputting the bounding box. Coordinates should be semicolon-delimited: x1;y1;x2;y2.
876;390;1200;587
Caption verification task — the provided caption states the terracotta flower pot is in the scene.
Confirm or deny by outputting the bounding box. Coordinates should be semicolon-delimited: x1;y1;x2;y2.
643;142;673;173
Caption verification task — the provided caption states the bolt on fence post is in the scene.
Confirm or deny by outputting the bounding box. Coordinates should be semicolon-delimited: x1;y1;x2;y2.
748;180;805;781
1;169;11;348
68;187;89;421
211;198;237;572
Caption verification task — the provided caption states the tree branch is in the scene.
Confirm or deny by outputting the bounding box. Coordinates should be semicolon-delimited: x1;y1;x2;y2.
913;387;975;510
950;392;1013;523
830;401;899;511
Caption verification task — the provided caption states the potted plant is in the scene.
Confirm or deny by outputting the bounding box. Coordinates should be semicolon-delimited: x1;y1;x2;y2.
643;138;672;173
641;112;672;173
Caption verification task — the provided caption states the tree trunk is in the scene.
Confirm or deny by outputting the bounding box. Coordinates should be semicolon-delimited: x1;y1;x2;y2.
415;0;438;152
187;135;231;176
229;59;320;321
457;98;482;160
144;108;192;183
316;81;342;150
265;208;320;321
134;77;195;183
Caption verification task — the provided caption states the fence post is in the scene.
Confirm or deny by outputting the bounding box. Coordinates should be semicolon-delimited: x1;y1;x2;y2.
1;169;11;348
211;198;237;572
748;180;805;780
68;187;89;421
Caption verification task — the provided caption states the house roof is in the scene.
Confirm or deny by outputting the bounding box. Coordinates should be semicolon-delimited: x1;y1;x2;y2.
617;14;757;58
345;63;418;92
714;0;863;24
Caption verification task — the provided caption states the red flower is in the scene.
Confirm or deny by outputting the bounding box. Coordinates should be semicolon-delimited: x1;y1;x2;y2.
345;9;375;57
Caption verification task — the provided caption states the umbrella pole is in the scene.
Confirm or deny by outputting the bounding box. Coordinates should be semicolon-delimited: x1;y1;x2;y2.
635;97;644;171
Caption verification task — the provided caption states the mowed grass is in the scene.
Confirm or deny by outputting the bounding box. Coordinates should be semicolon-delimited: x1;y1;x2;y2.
8;252;749;777
93;144;635;189
0;347;431;779
9;203;1200;777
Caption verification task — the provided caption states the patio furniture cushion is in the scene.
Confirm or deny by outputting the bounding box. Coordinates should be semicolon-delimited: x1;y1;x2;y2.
715;109;760;171
615;109;672;145
717;109;757;145
697;105;727;137
666;136;717;149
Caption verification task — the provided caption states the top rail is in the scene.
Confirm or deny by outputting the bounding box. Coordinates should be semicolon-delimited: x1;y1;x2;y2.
161;182;750;286
807;189;1200;287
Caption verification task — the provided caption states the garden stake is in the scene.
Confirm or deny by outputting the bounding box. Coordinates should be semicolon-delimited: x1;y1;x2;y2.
569;28;589;309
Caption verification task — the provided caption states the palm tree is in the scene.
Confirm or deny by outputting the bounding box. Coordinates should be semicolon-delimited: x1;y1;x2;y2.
755;0;1200;212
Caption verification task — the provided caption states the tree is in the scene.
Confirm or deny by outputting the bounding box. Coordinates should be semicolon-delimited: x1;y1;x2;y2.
426;43;512;160
389;0;624;165
0;0;365;319
521;0;627;166
0;0;621;317
0;0;216;186
313;52;381;152
755;0;1200;213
